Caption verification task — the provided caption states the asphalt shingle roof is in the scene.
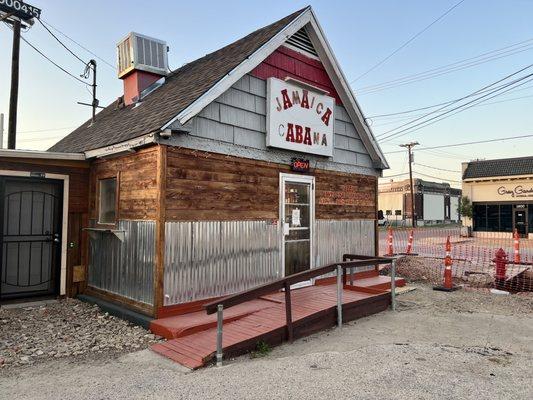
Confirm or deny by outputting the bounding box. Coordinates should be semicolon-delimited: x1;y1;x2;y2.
463;156;533;179
49;8;306;153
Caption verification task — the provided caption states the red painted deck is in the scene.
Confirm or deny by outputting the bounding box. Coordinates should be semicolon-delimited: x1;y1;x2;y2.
151;275;405;369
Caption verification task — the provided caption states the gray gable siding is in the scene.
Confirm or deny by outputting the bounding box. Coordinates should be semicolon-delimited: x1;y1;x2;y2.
166;74;377;176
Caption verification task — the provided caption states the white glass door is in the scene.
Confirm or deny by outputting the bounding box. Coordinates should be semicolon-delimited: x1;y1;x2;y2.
280;174;314;286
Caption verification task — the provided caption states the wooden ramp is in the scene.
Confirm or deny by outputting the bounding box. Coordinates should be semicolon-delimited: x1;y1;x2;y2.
151;273;404;369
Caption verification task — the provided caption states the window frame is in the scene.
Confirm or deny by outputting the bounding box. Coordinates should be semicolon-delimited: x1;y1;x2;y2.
96;174;119;227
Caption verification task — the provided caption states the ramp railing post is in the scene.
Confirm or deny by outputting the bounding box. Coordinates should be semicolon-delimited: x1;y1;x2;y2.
390;259;397;312
336;265;343;328
216;304;223;366
284;282;293;342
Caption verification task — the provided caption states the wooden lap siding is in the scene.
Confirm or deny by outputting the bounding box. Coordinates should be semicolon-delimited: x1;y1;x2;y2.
89;147;159;221
0;157;90;296
165;147;376;221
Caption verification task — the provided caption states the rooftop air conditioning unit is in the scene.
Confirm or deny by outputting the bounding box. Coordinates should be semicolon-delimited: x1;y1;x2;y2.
117;32;169;78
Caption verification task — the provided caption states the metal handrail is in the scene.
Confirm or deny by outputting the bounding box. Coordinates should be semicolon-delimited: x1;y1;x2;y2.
204;256;393;314
204;255;396;367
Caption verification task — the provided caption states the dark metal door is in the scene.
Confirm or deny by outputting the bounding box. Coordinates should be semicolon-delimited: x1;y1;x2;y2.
513;206;528;238
0;177;63;300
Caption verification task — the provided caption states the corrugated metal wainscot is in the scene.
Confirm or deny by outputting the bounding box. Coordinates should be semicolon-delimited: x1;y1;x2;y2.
315;220;375;272
88;220;155;305
164;220;280;306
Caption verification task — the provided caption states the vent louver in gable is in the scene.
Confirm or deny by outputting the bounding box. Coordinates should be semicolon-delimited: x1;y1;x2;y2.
286;27;318;57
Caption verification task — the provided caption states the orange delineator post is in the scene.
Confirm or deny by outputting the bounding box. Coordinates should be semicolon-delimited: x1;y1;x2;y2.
443;235;453;289
406;230;414;255
513;229;521;264
434;235;458;291
386;227;394;256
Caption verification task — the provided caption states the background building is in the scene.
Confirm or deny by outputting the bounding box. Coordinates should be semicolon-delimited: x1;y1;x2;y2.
462;156;533;238
378;178;461;226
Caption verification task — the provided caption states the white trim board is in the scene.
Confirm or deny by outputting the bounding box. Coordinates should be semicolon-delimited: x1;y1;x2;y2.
0;170;70;297
0;149;85;160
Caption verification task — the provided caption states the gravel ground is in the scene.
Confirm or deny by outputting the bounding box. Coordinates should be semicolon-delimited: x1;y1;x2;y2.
0;298;161;369
1;284;531;399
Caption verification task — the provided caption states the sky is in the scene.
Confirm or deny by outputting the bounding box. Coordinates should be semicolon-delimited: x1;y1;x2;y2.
1;0;533;188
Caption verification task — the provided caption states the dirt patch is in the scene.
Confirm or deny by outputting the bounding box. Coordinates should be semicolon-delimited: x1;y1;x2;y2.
0;298;161;371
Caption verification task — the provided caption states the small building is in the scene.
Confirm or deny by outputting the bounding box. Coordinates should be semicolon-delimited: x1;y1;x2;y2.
378;178;461;226
462;156;533;238
0;7;388;315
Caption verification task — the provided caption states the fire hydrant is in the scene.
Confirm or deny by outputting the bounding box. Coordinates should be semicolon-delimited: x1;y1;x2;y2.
493;248;508;290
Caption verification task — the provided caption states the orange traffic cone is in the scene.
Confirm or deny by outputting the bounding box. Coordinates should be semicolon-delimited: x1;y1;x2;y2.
400;230;418;255
513;230;521;264
434;236;459;292
386;226;394;256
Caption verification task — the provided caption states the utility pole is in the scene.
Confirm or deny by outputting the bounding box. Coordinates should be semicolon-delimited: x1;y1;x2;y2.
8;18;21;149
400;142;419;227
0;113;4;149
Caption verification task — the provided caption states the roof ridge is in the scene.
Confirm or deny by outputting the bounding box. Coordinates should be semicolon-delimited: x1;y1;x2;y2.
468;155;533;164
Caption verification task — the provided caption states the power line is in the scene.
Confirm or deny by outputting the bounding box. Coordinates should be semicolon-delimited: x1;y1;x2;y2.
377;67;533;142
371;88;533;128
368;82;533;119
376;64;533;137
37;18;86;64
383;133;533;154
350;0;466;83
414;162;461;173
16;126;76;133
356;39;533;94
382;74;533;142
380;172;410;179
20;34;91;86
17;135;64;143
413;171;461;183
3;22;90;86
40;18;115;69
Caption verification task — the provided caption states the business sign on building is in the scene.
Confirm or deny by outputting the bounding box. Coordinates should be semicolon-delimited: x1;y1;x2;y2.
497;184;533;199
266;77;334;157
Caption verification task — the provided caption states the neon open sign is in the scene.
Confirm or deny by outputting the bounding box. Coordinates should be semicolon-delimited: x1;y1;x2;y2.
0;0;41;21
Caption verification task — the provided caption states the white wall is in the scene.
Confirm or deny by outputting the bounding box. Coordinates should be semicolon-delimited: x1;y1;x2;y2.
423;193;444;221
450;196;459;221
378;192;403;216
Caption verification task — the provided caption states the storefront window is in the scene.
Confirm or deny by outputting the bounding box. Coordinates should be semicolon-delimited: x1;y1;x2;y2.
487;205;499;231
473;203;533;233
500;205;512;232
473;204;487;231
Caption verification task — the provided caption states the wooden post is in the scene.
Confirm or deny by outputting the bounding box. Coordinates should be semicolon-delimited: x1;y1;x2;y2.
154;145;167;316
284;281;293;342
342;267;347;286
216;304;223;366
8;19;21;149
336;265;343;328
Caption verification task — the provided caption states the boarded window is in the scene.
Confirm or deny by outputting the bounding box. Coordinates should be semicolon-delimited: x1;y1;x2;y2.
98;178;117;224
